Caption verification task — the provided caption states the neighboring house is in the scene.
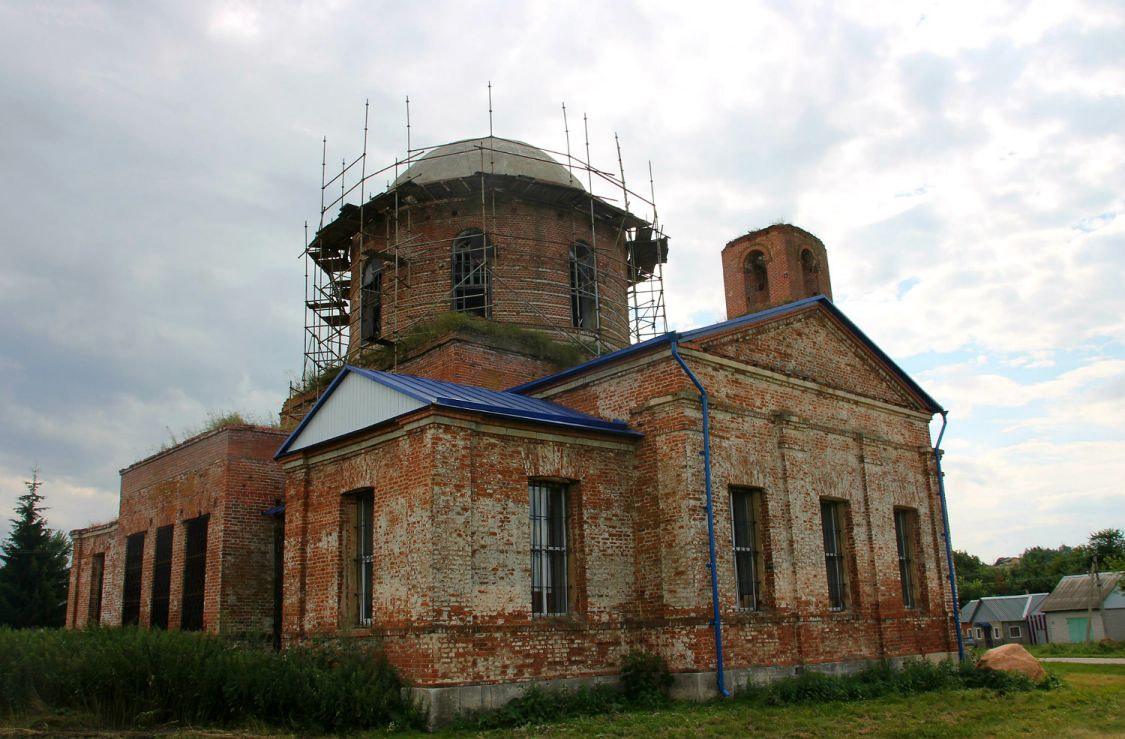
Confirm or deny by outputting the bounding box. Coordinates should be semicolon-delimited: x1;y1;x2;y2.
1040;572;1125;643
959;593;1049;647
67;135;960;725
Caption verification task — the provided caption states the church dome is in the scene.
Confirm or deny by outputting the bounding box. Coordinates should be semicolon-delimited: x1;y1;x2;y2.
393;136;583;190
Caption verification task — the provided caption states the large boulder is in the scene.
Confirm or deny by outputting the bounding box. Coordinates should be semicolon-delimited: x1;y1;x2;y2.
978;643;1046;681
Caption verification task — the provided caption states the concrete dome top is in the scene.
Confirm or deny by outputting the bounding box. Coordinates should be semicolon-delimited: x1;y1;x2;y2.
393;136;583;190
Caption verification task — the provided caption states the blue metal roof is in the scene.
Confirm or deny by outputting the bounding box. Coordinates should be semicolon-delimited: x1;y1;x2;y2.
276;366;639;458
510;296;943;413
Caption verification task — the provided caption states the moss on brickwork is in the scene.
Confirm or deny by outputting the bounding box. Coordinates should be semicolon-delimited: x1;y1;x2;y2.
297;312;593;395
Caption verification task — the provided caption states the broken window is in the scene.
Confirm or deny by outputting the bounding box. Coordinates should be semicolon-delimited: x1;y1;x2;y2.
88;552;105;625
800;248;821;297
122;531;145;626
744;249;769;309
894;508;918;609
452;228;492;317
342;489;374;628
150;525;174;629
821;500;850;610
730;487;765;610
359;256;383;343
569;241;598;329
180;515;208;631
529;481;568;616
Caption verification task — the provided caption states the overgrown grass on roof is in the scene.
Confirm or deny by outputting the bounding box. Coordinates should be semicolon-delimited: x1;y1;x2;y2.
297;312;595;395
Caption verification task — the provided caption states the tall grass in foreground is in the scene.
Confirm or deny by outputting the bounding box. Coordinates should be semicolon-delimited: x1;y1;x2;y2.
0;627;420;732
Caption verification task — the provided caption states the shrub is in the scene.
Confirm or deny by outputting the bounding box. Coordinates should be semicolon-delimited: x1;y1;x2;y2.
0;627;420;732
620;650;674;706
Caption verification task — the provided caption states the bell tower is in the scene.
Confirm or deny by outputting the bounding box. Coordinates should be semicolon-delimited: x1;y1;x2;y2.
720;224;832;319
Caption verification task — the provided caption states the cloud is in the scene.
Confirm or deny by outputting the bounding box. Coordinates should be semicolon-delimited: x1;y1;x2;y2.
0;0;1122;564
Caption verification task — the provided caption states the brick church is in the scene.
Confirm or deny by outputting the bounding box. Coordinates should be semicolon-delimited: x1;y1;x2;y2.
67;136;958;720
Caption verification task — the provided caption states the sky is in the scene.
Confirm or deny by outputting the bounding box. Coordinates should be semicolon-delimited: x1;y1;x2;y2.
0;0;1121;564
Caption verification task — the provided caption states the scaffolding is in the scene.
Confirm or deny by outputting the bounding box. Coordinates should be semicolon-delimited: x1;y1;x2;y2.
300;102;669;389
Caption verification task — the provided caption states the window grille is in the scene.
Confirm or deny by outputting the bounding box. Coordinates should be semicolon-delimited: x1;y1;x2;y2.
894;509;917;609
731;488;763;610
821;500;847;610
150;525;174;629
452;229;492;317
570;242;598;329
122;532;145;626
88;552;105;625
356;491;374;626
181;515;209;631
529;481;568;616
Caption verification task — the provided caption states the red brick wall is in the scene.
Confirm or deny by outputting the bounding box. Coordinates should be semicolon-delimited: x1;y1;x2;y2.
67;426;287;635
67;522;117;628
346;193;632;355
721;224;833;319
394;336;563;391
280;324;953;686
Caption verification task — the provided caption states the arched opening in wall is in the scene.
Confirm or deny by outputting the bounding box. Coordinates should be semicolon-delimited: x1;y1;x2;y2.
570;241;598;330
359;257;383;343
801;248;821;297
744;249;769;309
452;228;492;317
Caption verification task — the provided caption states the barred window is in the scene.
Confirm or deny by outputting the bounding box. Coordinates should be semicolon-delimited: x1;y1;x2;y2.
122;531;145;626
88;552;105;625
452;229;492;317
150;525;174;629
821;500;849;610
894;508;918;609
343;489;374;628
730;487;765;610
529;481;568;616
181;515;208;631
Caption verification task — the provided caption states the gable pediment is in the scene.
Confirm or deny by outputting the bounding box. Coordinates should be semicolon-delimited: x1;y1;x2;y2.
694;306;930;411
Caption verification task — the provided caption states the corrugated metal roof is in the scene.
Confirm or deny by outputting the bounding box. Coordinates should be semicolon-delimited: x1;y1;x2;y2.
1040;572;1124;612
960;599;980;623
276;366;639;458
510;296;943;413
972;593;1050;623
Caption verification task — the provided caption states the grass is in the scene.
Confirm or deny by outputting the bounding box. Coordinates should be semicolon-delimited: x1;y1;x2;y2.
1028;639;1125;659
422;662;1125;738
0;627;420;733
4;654;1123;737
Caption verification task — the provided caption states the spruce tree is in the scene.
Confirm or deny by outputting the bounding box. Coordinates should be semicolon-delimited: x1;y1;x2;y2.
0;469;71;628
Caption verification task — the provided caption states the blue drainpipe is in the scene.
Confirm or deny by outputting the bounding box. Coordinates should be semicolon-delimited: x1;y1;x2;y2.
670;338;730;697
933;411;965;661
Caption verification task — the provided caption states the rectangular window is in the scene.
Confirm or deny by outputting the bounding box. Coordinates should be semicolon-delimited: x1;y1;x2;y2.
730;487;765;610
894;508;917;609
975;627;983;641
530;481;568;616
122;532;145;626
150;525;174;629
821;500;849;611
993;626;1002;640
341;490;374;628
1009;625;1022;638
87;552;105;625
180;515;208;631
